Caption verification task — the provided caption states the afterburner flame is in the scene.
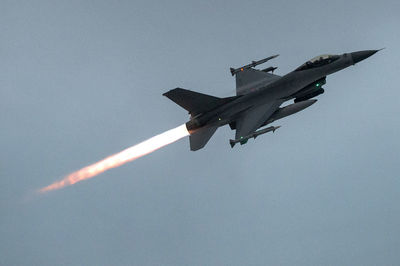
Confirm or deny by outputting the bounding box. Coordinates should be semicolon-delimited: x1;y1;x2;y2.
39;124;189;193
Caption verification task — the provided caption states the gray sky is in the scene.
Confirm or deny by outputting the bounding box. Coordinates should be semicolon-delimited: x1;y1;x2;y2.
1;0;399;265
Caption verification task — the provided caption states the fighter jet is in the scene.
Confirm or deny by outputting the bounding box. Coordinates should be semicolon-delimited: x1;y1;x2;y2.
163;50;379;150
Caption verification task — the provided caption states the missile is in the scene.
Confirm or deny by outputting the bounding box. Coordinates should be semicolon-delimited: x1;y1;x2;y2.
230;54;279;76
229;126;280;148
261;99;317;126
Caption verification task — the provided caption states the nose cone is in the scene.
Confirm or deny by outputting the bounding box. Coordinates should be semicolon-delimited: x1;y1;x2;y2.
351;50;379;64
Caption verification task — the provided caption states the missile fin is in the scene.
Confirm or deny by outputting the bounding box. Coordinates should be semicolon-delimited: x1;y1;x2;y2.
229;139;236;148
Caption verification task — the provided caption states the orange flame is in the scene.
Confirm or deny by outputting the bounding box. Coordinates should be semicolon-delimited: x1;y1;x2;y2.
39;124;189;193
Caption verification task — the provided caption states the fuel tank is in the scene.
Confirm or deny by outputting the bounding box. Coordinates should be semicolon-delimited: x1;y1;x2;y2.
262;99;317;126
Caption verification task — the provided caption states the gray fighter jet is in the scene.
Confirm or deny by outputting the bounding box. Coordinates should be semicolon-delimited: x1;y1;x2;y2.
163;50;379;151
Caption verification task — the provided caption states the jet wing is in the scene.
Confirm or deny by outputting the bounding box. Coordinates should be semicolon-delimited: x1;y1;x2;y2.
235;100;283;140
236;68;280;95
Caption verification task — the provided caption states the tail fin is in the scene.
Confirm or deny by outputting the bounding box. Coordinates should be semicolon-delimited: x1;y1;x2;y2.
163;88;236;116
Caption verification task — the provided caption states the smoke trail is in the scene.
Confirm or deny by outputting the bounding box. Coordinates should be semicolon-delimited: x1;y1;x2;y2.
39;124;189;193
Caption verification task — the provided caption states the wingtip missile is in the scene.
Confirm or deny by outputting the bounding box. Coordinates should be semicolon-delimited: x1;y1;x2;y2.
272;125;281;132
229;126;281;148
230;54;279;76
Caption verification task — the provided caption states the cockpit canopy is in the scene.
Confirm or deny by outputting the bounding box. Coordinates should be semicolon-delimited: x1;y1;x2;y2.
295;54;340;71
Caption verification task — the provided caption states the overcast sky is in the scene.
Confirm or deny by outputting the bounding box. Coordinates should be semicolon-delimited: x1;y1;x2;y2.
1;0;399;265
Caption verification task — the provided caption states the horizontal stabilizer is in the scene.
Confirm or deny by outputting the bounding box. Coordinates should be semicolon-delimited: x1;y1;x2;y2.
163;88;237;116
189;126;218;151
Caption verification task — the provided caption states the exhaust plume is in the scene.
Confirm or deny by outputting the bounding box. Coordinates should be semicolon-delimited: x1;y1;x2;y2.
39;124;189;193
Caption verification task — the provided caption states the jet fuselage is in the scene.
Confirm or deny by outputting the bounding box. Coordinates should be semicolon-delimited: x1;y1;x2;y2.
163;49;379;150
186;52;356;132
